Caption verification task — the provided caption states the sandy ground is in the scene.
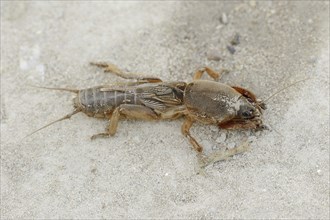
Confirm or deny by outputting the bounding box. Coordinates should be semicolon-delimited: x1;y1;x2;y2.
1;1;329;219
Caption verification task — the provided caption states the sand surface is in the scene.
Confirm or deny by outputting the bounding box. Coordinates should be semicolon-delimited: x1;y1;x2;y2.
1;1;329;219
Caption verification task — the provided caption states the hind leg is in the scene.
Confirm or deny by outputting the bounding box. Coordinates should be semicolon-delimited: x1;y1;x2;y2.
91;104;159;140
90;61;162;83
193;67;229;81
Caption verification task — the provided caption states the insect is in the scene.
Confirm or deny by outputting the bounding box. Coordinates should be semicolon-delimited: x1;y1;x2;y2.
27;61;303;167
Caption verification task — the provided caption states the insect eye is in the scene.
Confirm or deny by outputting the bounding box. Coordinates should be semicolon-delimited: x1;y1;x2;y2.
242;111;251;117
242;109;254;118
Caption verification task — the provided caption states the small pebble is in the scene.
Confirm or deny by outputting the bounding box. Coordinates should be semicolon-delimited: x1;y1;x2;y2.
91;168;97;174
234;63;243;70
207;50;223;61
220;13;228;24
216;25;223;30
230;33;240;46
227;45;236;54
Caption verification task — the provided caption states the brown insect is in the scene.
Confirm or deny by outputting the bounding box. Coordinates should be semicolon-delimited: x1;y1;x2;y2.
27;62;303;167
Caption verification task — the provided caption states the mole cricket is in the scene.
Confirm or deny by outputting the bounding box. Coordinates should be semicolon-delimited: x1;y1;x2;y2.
27;61;303;167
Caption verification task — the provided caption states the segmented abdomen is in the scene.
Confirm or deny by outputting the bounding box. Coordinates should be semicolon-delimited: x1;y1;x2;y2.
78;87;137;114
75;83;185;117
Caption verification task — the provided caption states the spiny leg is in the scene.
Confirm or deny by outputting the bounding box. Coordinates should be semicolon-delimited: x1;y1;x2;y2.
90;61;163;83
91;104;159;140
193;67;229;81
180;117;252;168
181;117;203;153
181;117;210;175
91;107;121;140
194;120;258;167
201;141;250;168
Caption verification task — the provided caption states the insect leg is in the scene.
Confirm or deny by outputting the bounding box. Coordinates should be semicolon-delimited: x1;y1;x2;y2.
193;67;229;81
201;141;250;168
91;104;159;140
181;117;203;152
90;62;163;83
218;119;264;130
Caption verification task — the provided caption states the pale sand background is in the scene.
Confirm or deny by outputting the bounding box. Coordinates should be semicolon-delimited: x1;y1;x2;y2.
1;1;329;219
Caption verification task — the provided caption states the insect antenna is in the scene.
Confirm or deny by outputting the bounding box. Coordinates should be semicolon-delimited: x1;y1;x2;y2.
22;108;81;140
261;77;310;137
28;85;79;93
264;77;310;102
